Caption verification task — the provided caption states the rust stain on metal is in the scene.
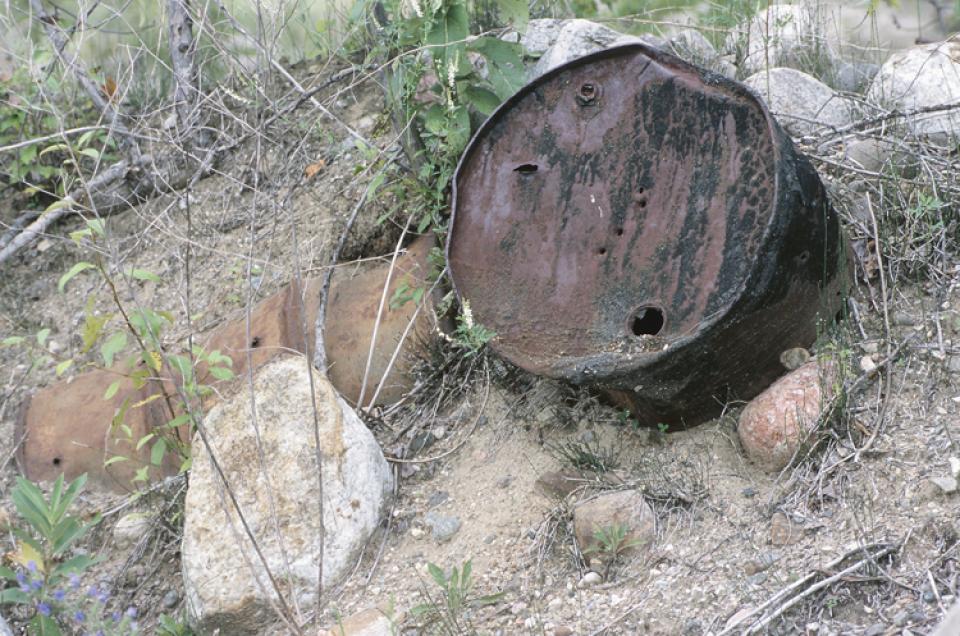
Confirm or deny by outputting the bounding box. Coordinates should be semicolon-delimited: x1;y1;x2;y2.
448;43;846;427
17;237;441;491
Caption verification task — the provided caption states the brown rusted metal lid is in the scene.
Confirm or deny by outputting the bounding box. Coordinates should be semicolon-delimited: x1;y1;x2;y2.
449;43;780;377
449;43;846;426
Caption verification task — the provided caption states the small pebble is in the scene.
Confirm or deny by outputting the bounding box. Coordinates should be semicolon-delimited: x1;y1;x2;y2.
424;512;461;543
950;457;960;479
741;487;757;498
923;591;936;603
860;355;877;373
578;571;602;587
162;590;179;609
427;491;449;508
892;310;916;326
930;476;958;494
863;624;885;636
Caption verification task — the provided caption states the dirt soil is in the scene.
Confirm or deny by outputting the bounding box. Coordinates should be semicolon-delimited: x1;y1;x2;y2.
2;50;960;636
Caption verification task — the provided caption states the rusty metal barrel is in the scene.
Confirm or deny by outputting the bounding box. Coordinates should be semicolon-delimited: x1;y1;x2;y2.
447;43;846;427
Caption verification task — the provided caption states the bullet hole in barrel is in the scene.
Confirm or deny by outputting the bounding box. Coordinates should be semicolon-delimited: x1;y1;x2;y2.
638;199;647;208
598;247;607;256
798;250;810;264
251;336;262;348
630;307;665;336
580;83;595;99
514;164;538;175
52;457;61;466
615;228;624;236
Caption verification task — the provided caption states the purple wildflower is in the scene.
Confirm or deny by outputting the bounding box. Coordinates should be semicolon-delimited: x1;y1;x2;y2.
37;602;51;616
27;560;37;572
87;585;98;597
53;589;66;601
125;606;138;619
15;571;26;585
111;611;121;622
74;610;85;622
30;579;43;591
69;573;81;589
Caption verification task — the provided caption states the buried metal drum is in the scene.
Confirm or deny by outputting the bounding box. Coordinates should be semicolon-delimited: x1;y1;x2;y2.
447;43;847;427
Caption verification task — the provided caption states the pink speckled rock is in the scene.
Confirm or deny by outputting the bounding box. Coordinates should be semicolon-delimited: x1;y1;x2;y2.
738;360;835;472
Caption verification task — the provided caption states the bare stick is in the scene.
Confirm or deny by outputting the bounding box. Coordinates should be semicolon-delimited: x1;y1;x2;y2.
746;544;897;633
357;218;412;408
313;159;395;372
0;125;111;155
718;543;894;635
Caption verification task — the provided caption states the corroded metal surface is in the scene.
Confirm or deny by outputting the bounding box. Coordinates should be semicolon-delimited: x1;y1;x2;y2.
448;43;846;427
17;236;441;491
17;370;185;491
325;234;443;407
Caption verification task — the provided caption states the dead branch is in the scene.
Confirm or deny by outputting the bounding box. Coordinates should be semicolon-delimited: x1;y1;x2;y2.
719;542;897;635
166;0;209;147
745;543;898;634
27;0;141;159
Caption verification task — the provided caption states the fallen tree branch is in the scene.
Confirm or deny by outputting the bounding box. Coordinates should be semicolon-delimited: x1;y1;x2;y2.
0;159;130;264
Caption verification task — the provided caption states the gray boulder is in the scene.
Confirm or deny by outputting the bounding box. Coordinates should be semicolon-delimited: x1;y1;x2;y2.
744;67;856;137
866;36;960;142
504;19;660;81
182;356;393;635
730;4;837;77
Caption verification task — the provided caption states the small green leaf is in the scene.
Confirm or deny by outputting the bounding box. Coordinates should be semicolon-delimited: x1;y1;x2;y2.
36;328;50;346
209;366;234;381
58;261;96;292
104;455;128;467
100;331;127;368
133;466;150;482
126;267;161;283
45;197;74;213
495;0;528;32
462;85;501;115
136;433;155;451
39;143;70;157
86;219;105;236
55;359;73;377
2;336;25;346
79;147;100;161
150;438;167;466
104;379;122;400
0;588;31;604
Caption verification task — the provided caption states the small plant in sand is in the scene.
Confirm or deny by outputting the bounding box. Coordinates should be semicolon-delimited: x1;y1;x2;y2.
411;559;504;634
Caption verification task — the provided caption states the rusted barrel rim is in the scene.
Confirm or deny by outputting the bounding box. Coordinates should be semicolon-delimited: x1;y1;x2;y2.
447;42;791;378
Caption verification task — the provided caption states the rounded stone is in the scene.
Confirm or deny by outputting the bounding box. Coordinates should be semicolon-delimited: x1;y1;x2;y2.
738;360;834;472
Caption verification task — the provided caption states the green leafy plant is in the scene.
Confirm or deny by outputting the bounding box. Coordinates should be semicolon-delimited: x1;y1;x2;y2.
452;300;495;356
411;559;504;634
582;522;643;577
157;612;194;635
369;0;526;235
0;474;108;634
3;215;235;486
